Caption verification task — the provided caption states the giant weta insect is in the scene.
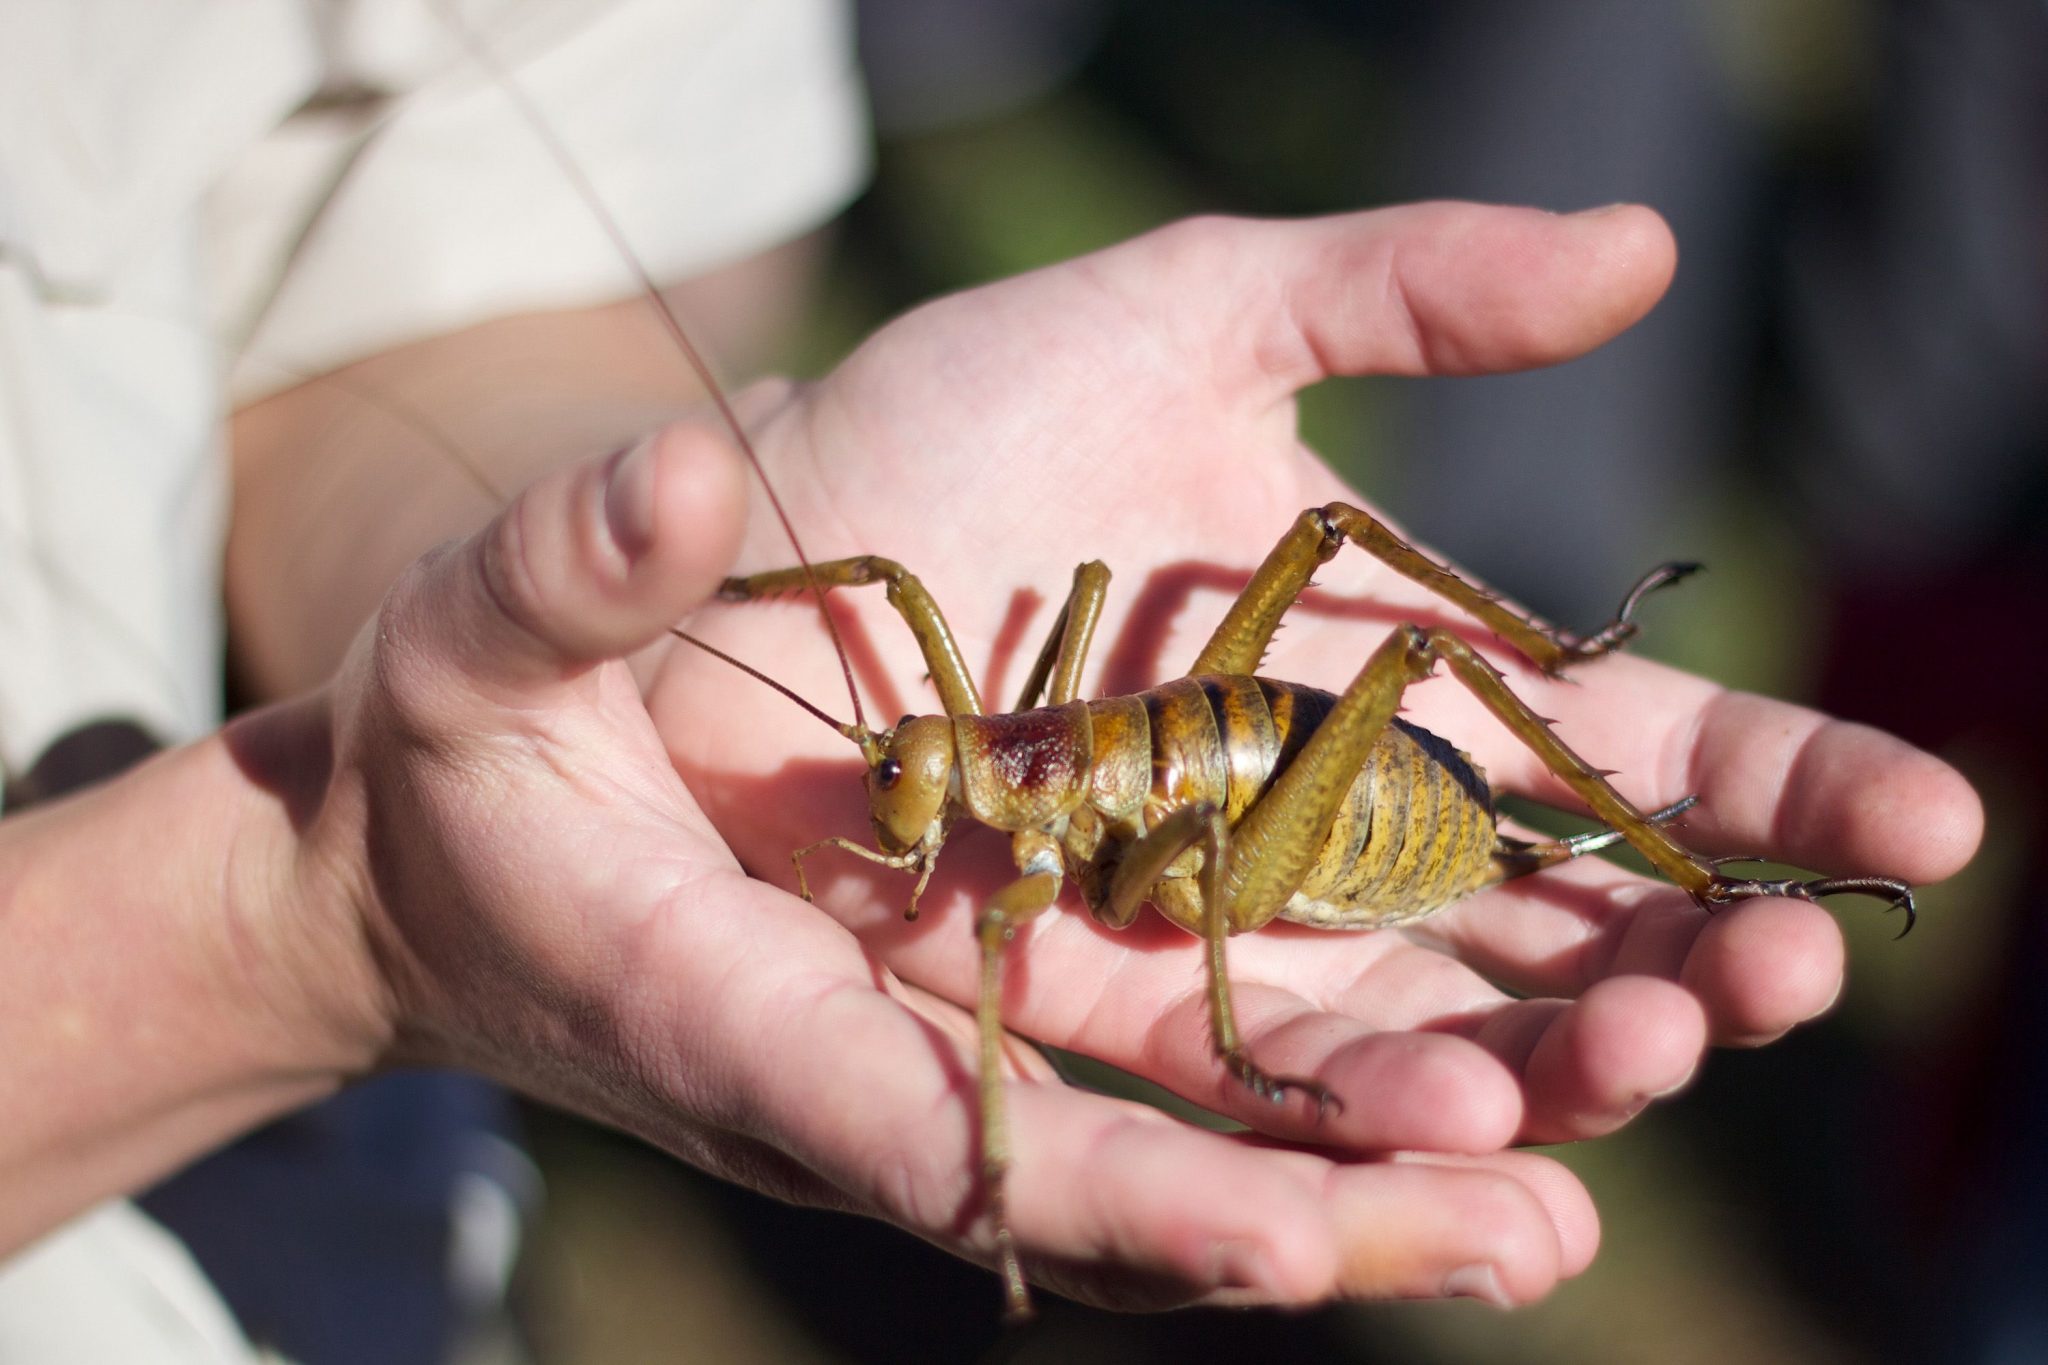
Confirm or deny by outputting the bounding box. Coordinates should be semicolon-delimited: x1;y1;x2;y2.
716;523;1916;1320
440;11;1921;1323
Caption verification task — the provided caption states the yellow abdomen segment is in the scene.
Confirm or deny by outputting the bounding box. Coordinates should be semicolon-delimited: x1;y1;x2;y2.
1283;715;1499;928
1064;678;1498;932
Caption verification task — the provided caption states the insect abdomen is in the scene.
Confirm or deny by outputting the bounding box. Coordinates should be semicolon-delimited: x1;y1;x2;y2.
1282;698;1499;928
1066;675;1499;930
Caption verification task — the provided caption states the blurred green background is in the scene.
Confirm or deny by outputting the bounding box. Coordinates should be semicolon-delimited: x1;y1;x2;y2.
512;3;2047;1362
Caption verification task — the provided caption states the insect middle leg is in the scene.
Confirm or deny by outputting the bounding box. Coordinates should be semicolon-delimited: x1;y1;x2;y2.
726;555;1118;719
975;831;1066;1322
1491;795;1701;882
1098;801;1336;1110
1012;560;1111;710
1192;502;1697;679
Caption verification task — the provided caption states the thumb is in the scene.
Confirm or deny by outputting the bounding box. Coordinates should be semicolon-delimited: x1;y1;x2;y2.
407;421;749;697
1115;202;1677;397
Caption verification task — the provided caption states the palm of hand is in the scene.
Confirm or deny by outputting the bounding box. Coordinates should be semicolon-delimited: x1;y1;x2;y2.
377;205;1973;1311
647;207;1930;1149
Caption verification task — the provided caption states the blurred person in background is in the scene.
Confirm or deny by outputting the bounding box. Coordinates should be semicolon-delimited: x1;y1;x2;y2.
1;4;867;1360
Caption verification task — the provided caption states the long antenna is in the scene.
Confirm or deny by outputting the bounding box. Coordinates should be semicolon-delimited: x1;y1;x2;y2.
669;627;863;744
437;3;870;733
241;270;862;746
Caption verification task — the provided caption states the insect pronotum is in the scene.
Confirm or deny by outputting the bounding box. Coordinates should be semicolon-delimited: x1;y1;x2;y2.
432;8;1922;1321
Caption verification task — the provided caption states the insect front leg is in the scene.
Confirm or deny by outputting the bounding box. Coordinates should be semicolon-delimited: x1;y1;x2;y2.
722;556;985;716
1191;503;1697;679
975;830;1066;1323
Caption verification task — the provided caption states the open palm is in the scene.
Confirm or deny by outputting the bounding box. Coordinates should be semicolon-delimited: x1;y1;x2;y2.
648;198;1975;1134
352;204;1978;1315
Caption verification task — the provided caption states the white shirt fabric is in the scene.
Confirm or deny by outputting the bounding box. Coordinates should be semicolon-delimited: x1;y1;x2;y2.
0;0;866;1356
0;0;867;785
0;1204;283;1365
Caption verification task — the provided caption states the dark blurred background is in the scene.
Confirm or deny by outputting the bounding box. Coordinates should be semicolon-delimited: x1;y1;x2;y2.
497;2;2048;1361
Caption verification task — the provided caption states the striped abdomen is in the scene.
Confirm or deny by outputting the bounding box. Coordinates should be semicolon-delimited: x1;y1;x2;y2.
1062;675;1500;931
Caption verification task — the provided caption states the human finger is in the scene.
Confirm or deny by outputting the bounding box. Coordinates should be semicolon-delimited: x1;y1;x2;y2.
381;420;748;712
1410;853;1850;1048
1097;201;1675;406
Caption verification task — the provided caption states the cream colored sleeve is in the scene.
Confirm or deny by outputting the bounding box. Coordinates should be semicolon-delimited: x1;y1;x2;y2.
0;1;319;778
216;0;870;401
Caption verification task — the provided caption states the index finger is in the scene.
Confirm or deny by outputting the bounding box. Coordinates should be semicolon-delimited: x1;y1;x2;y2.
1459;652;1982;888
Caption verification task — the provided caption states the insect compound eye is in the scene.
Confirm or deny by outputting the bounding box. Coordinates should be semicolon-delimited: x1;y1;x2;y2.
875;757;904;791
896;715;916;730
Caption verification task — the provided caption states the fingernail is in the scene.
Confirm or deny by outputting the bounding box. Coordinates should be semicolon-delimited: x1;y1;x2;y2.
1571;202;1634;218
1650;1060;1699;1100
604;438;657;561
1213;1239;1278;1295
1806;970;1846;1023
1621;1061;1699;1118
1443;1262;1512;1308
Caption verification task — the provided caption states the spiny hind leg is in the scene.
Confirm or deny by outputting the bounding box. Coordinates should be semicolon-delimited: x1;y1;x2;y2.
1102;804;1336;1114
1219;623;1913;930
1489;796;1699;882
721;556;985;716
1199;620;1660;938
1190;503;1696;678
1426;629;1917;929
1214;627;1451;929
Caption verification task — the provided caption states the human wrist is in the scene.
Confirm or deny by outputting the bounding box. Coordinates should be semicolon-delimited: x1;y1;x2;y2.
0;696;391;1251
210;692;400;1078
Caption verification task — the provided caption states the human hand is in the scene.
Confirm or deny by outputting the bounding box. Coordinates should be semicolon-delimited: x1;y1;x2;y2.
631;202;1981;1282
292;203;1981;1317
262;409;1601;1314
237;364;1631;1320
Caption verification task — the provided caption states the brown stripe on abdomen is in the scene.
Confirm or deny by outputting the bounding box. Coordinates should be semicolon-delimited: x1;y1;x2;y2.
1141;677;1228;816
1193;675;1281;821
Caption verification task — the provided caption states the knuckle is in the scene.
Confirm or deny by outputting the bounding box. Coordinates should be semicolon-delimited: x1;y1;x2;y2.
476;494;557;648
1446;1171;1556;1278
1140;212;1251;278
362;545;461;724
